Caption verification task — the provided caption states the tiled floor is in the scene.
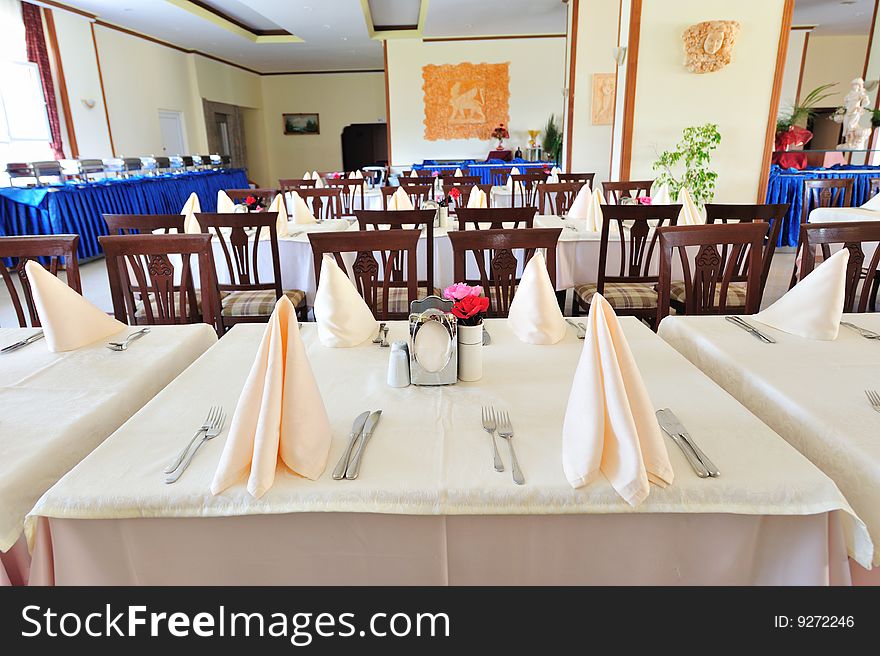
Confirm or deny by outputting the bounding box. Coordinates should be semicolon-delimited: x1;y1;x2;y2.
0;250;799;328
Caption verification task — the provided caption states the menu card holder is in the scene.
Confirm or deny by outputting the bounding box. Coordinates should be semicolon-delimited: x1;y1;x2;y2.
408;296;457;386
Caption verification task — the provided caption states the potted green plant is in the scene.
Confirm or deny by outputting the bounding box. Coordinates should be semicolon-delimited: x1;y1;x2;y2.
542;115;563;164
776;83;837;135
652;123;721;207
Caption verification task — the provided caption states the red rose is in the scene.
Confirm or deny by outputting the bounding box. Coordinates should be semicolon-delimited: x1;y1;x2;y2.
448;187;461;200
451;294;489;320
245;195;256;205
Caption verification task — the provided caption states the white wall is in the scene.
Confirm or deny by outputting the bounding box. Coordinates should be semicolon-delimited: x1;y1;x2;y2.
569;0;620;183
630;0;787;202
779;29;809;114
800;34;869;106
259;72;386;185
386;37;566;166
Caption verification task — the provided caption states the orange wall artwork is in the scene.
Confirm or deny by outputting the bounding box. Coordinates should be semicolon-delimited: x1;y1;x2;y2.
422;62;510;141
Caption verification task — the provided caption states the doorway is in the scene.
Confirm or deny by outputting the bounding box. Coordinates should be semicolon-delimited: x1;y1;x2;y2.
202;99;247;169
158;109;187;156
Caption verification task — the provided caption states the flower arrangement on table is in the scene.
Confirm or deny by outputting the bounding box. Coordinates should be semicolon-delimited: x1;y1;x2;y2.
243;195;266;212
435;186;462;208
491;123;510;149
443;283;490;326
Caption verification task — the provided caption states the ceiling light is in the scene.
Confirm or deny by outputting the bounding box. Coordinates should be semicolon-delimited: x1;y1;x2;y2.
322;24;331;29
341;36;348;41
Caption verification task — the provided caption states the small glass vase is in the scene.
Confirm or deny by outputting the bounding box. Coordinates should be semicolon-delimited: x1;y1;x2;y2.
496;139;505;150
457;322;483;382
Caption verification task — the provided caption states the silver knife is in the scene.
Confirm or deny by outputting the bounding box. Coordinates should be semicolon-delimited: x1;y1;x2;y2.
1;331;44;354
657;409;720;477
725;316;776;344
332;411;371;480
344;410;382;480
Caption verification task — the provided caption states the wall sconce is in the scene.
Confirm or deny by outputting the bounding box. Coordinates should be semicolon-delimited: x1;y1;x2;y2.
81;99;96;109
612;46;627;66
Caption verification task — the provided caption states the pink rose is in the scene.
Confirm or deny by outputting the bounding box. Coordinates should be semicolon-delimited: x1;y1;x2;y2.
443;282;482;300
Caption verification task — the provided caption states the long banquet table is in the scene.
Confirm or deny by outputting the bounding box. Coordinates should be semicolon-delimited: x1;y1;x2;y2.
25;319;869;585
658;313;880;579
0;169;249;260
412;160;550;184
0;324;217;586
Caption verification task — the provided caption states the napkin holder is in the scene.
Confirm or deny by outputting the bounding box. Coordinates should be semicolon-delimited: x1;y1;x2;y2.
408;296;457;386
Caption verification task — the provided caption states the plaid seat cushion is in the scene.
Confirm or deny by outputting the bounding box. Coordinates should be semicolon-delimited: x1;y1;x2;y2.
575;282;658;310
221;289;305;317
668;280;748;309
376;287;442;315
134;290;206;319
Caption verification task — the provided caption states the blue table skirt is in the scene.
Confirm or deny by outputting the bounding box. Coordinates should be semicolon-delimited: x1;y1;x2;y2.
413;159;553;185
0;169;249;260
765;164;880;247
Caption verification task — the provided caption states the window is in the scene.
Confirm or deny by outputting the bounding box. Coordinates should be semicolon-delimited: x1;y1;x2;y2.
0;61;51;142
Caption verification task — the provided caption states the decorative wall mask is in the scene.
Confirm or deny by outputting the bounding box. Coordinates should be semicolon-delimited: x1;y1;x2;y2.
683;20;740;74
422;62;510;141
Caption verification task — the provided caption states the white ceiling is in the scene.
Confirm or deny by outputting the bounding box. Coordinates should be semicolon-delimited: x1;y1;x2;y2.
46;0;568;74
794;0;875;35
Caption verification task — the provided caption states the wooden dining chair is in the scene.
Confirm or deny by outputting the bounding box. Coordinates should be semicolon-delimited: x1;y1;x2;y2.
293;188;344;221
0;235;81;328
308;229;421;321
870;178;880;200
602;180;654;205
456;207;536;231
195;212;307;329
441;175;482;187
704;203;789;302
559;173;596;187
656;223;767;325
224;188;278;207
354;208;437;302
382;184;433;210
572;204;681;325
104;214;185;235
510;174;544;208
800;221;880;313
324;178;366;216
278;179;317;198
538;182;585;215
100;233;221;333
491;169;509;187
800;178;854;225
448;228;562;318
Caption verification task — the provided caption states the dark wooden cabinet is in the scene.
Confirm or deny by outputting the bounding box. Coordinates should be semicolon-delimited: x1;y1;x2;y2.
342;123;388;171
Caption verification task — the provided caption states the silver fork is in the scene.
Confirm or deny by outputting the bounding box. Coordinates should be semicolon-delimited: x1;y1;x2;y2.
107;327;151;351
165;408;226;484
866;389;880;413
565;319;586;339
496;410;525;485
481;406;504;472
164;405;222;474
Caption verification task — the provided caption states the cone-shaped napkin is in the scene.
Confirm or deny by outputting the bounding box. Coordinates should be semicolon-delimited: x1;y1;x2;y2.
389;187;414;211
314;176;325;189
355;170;364;179
454;168;463;177
267;193;289;237
182;192;202;234
348;171;356;179
650;182;672;206
567;185;592;219
753;248;848;340
862;193;880;211
562;294;673;506
507;252;566;345
289;190;317;224
505;166;522;191
467;186;488;208
409;169;419;178
211;296;331;497
302;171;311;180
677;188;704;226
24;260;124;352
313;255;378;347
217;190;236;213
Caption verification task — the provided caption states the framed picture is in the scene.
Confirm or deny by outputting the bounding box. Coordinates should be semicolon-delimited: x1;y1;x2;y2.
283;113;320;135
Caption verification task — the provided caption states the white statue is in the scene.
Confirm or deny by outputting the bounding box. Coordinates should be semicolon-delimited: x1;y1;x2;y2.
834;77;872;150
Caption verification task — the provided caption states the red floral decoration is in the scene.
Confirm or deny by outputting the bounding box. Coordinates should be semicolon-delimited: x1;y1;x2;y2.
451;295;490;326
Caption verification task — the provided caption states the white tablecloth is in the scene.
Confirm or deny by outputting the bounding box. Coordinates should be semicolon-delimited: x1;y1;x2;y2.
809;207;880;223
25;319;869;583
0;324;217;557
658;313;880;568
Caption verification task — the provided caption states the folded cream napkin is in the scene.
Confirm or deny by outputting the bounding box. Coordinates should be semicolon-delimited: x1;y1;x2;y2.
862;193;880;211
211;296;331;498
454;168;463;177
348;171;356;179
303;171;311;180
217;190;236;214
505;166;522;191
389;186;415;211
566;185;592;219
753;248;848;340
314;176;325;189
181;192;201;234
650;182;672;206
313;254;378;347
467;186;488;208
586;189;604;231
677;188;704;226
24;260;125;352
355;170;364;179
409;169;419;178
507;252;566;345
562;293;673;506
289;190;317;224
267;193;289;237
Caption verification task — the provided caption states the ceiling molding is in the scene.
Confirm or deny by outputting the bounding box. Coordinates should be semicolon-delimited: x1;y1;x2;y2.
262;69;385;76
423;33;567;42
361;0;429;40
164;0;304;44
32;0;95;20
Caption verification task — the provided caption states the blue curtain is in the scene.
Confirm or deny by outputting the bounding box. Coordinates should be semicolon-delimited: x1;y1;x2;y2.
0;169;248;259
765;164;878;247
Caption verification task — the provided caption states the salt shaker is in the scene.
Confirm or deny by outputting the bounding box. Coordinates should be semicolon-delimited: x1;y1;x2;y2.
387;341;411;388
